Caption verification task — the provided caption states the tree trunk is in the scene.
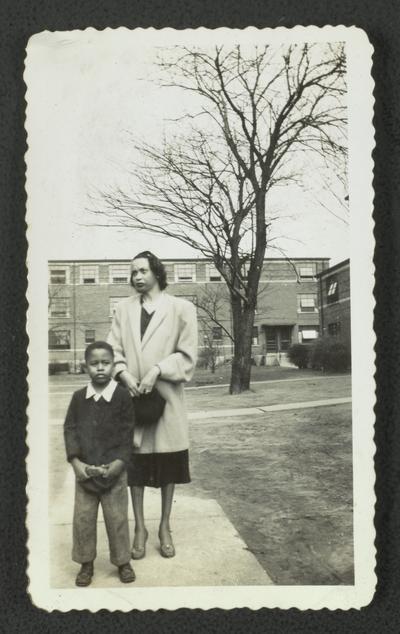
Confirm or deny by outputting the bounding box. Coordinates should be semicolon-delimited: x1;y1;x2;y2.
229;297;255;394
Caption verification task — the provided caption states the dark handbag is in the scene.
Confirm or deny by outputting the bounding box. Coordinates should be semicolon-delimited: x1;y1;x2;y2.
133;388;166;426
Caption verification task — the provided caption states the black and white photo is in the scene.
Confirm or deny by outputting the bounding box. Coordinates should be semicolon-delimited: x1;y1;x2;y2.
25;26;376;610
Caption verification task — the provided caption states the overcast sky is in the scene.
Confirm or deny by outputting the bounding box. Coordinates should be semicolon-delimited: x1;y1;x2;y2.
26;29;350;265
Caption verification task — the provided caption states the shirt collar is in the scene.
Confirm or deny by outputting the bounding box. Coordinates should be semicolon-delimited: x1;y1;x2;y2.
141;291;165;314
86;378;118;402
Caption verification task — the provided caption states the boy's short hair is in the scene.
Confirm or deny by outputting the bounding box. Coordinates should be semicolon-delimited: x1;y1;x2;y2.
84;341;114;363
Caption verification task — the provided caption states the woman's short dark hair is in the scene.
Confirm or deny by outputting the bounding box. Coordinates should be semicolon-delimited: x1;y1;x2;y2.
131;251;168;290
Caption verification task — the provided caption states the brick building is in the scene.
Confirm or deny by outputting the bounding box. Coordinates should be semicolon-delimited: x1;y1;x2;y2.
48;257;330;372
316;259;351;344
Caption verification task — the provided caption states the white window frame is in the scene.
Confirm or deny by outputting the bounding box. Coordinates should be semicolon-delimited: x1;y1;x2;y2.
80;265;99;285
174;263;196;282
298;326;319;342
84;329;96;344
48;329;71;350
49;266;69;285
109;296;129;317
297;294;318;313
327;281;338;296
298;264;315;279
49;298;70;318
206;264;222;282
109;264;130;284
252;326;259;345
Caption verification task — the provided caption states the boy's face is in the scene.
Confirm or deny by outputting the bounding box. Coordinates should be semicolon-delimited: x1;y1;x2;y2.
85;348;114;386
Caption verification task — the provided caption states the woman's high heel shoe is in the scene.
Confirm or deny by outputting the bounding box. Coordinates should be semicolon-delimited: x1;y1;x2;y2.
158;528;175;558
131;529;148;560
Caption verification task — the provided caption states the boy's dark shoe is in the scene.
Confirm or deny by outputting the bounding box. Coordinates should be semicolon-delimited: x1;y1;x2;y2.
75;562;94;587
118;562;136;583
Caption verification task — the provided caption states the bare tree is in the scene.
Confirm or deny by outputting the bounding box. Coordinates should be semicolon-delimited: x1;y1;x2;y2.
92;43;347;393
195;284;233;373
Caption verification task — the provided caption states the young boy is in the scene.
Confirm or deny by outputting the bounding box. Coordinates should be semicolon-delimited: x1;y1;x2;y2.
64;341;136;586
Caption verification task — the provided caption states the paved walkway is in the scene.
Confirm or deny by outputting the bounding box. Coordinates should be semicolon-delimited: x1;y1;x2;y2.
50;468;273;588
50;396;351;426
189;397;352;420
49;390;350;588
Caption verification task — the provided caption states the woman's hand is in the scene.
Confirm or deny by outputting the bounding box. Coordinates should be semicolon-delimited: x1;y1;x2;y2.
119;370;140;397
138;366;161;395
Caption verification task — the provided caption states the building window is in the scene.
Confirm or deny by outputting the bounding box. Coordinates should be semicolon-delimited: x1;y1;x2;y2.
326;277;339;304
48;329;71;350
80;265;98;284
109;297;129;316
174;263;196;282
252;326;259;345
85;329;96;344
328;322;341;337
212;326;223;340
110;264;130;284
206;264;222;282
297;294;318;313
49;267;69;284
298;326;319;342
49;298;70;318
298;264;315;279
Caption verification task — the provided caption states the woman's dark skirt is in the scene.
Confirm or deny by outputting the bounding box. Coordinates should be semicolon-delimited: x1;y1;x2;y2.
127;449;190;488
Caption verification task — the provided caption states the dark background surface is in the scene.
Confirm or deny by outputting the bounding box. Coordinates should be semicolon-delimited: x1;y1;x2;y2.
0;0;399;631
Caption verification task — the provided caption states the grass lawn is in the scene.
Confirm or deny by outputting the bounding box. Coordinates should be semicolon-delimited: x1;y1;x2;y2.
48;371;353;585
187;403;353;585
49;365;350;389
188;365;332;387
185;373;351;413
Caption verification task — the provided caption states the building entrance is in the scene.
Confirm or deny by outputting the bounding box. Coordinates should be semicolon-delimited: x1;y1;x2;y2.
263;326;293;354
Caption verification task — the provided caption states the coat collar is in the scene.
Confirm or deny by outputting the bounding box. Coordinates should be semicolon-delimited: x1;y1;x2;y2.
127;293;171;358
141;292;170;349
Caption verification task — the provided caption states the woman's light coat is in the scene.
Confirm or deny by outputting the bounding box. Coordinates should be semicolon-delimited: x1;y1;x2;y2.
107;292;198;453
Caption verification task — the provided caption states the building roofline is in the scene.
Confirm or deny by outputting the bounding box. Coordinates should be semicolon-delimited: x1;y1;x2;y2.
316;258;350;277
49;257;331;263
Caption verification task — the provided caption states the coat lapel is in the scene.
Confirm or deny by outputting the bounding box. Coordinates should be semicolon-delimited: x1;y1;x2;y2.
141;293;169;349
127;297;144;375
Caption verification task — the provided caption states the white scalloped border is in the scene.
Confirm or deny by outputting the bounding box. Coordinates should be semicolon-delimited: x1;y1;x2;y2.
24;25;376;612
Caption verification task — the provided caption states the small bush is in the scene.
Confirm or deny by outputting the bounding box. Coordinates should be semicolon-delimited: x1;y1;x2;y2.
310;337;351;372
48;361;70;375
287;343;310;369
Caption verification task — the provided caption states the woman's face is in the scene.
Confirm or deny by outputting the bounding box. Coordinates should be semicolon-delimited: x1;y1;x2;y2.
131;258;159;294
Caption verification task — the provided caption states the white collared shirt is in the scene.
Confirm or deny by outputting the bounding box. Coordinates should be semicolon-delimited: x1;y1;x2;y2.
141;291;165;315
85;378;118;402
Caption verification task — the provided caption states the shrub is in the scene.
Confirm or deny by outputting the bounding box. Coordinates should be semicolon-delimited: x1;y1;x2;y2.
310;337;351;372
287;343;310;369
48;361;70;375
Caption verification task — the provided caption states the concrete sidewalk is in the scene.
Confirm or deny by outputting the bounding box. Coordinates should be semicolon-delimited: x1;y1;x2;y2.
50;468;273;588
50;396;351;426
189;396;352;420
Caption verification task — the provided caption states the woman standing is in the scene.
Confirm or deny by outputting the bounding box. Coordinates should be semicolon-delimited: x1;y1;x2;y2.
107;251;197;559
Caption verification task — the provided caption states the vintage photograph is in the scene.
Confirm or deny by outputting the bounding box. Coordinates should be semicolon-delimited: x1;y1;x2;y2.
25;26;375;610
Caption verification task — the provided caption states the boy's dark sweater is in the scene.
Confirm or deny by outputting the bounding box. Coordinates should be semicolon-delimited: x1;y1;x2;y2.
64;384;135;466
